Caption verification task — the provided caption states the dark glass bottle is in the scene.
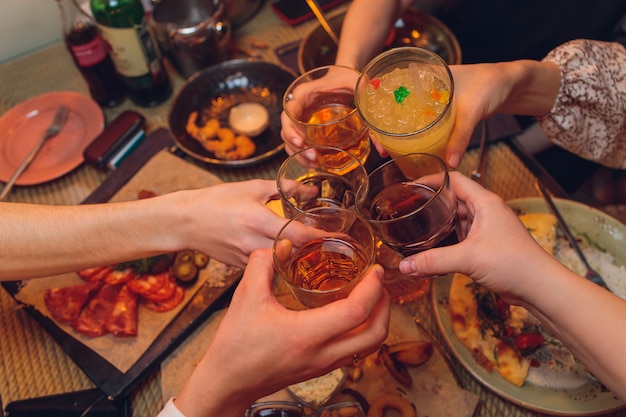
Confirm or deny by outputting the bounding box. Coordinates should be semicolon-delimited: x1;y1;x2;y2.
90;0;172;107
57;0;126;108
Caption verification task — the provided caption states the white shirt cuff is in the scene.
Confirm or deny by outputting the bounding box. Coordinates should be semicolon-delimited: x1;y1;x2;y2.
157;398;187;417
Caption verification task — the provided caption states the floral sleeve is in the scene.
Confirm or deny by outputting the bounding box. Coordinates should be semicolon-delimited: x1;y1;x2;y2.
538;39;626;169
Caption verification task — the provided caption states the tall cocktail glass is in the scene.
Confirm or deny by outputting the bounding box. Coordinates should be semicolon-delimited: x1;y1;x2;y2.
355;47;455;161
283;65;371;165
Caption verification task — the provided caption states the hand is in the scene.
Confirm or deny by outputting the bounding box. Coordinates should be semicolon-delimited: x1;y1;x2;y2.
280;65;374;163
445;60;559;168
176;179;289;269
282;63;515;168
444;63;515;167
398;172;560;303
174;248;391;417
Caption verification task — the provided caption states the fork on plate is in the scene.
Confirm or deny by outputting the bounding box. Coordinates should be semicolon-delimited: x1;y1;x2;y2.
0;104;70;201
535;180;610;290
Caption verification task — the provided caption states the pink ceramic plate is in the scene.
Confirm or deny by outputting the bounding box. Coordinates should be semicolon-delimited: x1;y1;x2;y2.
0;91;104;185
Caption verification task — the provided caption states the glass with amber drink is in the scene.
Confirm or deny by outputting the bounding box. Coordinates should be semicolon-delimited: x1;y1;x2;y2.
355;47;454;161
273;207;376;308
283;65;370;165
355;152;461;303
277;146;367;219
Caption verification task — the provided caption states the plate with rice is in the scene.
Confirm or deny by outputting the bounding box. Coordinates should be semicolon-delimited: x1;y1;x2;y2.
432;197;626;415
507;197;626;298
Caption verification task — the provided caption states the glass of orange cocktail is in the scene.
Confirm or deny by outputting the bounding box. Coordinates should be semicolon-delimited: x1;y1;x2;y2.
355;47;455;161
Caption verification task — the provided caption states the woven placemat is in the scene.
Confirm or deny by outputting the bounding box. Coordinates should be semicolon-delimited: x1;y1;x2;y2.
1;2;623;415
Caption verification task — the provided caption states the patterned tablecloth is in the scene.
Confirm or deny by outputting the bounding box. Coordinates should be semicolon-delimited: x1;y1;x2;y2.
0;2;623;417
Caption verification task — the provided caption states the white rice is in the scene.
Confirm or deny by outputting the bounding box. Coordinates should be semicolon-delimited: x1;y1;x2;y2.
555;237;626;299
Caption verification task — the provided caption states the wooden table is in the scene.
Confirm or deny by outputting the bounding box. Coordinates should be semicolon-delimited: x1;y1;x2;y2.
0;2;622;417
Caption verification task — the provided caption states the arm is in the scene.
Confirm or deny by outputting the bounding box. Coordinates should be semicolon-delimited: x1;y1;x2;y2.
280;0;413;160
335;0;414;70
170;248;390;417
283;46;561;167
399;172;626;401
445;59;560;167
0;179;288;279
447;39;626;168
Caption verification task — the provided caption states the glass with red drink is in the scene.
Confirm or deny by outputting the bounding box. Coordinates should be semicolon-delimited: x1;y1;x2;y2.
355;152;462;302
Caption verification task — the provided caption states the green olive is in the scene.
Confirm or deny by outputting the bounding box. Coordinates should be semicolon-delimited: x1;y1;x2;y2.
175;250;194;265
193;251;209;268
173;261;198;283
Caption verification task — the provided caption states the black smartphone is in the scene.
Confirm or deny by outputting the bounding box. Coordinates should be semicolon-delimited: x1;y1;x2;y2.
271;0;349;26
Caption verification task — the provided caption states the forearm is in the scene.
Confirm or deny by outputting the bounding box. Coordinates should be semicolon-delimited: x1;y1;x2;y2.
0;194;186;280
520;261;626;401
173;352;258;417
336;0;410;70
495;59;561;117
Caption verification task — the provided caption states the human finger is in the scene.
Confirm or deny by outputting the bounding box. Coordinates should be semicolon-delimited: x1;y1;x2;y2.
368;133;389;158
280;111;305;155
298;265;391;370
445;107;481;168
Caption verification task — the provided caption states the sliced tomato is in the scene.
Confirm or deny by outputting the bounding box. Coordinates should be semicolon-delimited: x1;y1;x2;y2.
126;272;168;296
142;272;178;302
77;266;114;282
144;286;185;313
104;268;136;285
514;332;544;352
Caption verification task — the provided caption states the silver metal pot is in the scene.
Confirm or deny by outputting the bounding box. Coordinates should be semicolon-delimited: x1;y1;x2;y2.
224;0;263;27
151;0;231;79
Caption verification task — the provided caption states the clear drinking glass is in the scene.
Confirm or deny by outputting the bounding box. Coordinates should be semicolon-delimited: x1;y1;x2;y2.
283;65;371;165
273;206;376;308
245;401;304;417
309;402;366;417
355;152;461;302
277;146;368;219
355;47;455;161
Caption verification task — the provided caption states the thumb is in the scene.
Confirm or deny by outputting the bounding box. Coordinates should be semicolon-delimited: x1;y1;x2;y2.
233;247;276;299
398;243;469;278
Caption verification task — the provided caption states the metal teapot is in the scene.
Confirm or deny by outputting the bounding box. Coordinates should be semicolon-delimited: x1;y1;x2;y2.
151;0;231;79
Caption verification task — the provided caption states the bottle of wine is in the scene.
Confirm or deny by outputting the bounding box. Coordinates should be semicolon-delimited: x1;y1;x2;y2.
57;0;126;108
90;0;172;107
